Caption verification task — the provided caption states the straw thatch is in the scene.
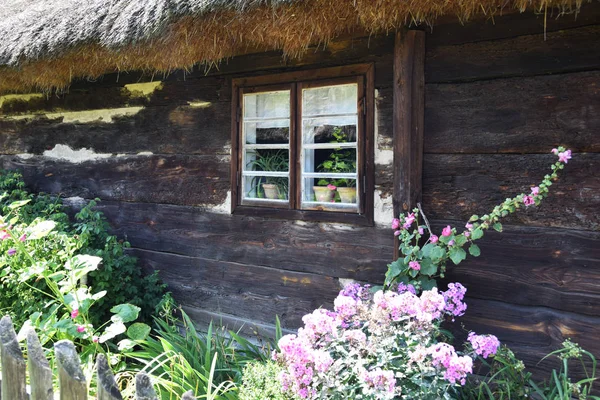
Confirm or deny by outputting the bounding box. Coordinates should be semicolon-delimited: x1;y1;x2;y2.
0;0;589;94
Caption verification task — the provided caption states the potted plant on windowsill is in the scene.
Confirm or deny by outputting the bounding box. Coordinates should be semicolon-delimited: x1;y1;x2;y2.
247;149;289;200
315;128;357;203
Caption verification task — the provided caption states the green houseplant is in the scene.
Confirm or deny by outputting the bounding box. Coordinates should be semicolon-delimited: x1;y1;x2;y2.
246;150;289;200
316;127;357;203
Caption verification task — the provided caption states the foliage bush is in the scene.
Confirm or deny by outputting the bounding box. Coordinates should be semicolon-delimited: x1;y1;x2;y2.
239;361;299;400
0;170;166;327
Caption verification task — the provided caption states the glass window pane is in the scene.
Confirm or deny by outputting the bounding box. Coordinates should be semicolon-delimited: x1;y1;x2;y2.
302;84;357;117
244;91;290;119
244;121;289;145
302;178;358;207
244;149;289;173
302;119;356;145
304;148;356;175
243;175;289;201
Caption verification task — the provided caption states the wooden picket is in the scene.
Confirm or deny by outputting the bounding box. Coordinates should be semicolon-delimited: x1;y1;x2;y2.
0;315;186;400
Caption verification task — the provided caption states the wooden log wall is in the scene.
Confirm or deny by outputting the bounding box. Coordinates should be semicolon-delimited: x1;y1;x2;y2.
0;34;397;334
425;2;600;377
0;1;598;380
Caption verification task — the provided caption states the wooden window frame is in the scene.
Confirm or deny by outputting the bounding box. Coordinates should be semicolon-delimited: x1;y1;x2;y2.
231;64;375;226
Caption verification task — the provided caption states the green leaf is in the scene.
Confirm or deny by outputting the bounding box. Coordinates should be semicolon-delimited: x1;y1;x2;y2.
468;215;479;222
454;234;468;247
439;234;453;245
469;244;481;257
419;277;437;291
419;258;437;277
471;228;484;240
421;243;435;258
8;199;31;209
99;322;126;343
408;268;419;278
449;247;467;265
27;220;56;240
110;304;141;324
117;339;137;352
493;222;503;232
126;322;151;341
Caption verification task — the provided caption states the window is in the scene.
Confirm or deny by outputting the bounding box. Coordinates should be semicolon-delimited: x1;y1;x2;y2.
231;64;374;225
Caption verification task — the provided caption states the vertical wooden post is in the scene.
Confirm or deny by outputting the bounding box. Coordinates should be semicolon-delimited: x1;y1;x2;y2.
135;373;159;400
26;328;54;400
393;28;426;259
0;316;27;400
55;340;87;400
97;354;123;400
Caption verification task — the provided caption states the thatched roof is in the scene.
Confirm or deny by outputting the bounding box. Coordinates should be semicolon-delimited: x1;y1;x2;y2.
0;0;589;94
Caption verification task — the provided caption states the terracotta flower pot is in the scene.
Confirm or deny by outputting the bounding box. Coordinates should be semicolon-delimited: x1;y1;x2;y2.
313;186;336;202
337;187;357;203
262;183;280;199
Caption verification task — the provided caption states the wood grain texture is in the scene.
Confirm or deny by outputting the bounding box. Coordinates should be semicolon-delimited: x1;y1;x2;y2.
1;154;230;207
135;373;159;400
426;24;600;83
97;354;123;400
26;328;53;400
94;200;393;281
452;298;600;375
433;221;600;316
130;248;341;329
422;153;600;230
55;340;87;400
425;71;600;154
0;316;27;400
427;1;600;47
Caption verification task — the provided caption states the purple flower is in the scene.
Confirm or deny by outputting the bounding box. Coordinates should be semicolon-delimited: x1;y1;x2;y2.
531;186;540;196
558;149;572;163
468;333;500;358
523;195;535;207
409;261;421;271
418;227;424;235
464;231;470;238
7;248;16;256
448;240;455;246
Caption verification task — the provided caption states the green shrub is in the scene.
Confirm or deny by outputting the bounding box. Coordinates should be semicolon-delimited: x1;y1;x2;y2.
0;170;167;327
239;361;299;400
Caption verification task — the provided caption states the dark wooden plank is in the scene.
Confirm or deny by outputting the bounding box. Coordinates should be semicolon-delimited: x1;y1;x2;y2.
1;154;230;207
422;153;600;230
452;298;600;376
424;71;600;154
433;221;600;316
130;249;341;329
94;200;393;281
427;2;600;47
426;24;600;83
393;29;425;215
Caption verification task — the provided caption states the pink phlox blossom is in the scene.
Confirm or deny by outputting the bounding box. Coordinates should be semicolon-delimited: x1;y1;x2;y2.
430;235;439;243
429;343;472;385
7;248;16;256
409;261;421;271
340;283;370;301
523;195;535;207
388;291;420;320
442;283;467;318
531;186;540;196
408;345;429;365
403;213;416;229
343;329;367;346
327;184;337;190
313;350;334;373
71;309;79;319
442;225;453;237
0;230;10;240
418;288;446;321
558;149;572;163
468;332;500;358
397;282;416;295
334;294;358;320
361;368;396;395
391;218;400;230
298;309;339;343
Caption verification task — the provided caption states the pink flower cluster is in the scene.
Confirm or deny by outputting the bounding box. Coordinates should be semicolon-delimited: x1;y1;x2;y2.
391;212;419;236
552;148;572;163
429;343;473;385
361;368;396;395
374;288;446;324
468;332;501;358
443;283;467;318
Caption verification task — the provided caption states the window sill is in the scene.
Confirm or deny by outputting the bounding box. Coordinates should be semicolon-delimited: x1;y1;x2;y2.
232;206;374;227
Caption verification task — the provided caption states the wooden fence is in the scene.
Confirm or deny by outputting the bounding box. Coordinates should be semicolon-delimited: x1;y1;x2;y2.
0;315;194;400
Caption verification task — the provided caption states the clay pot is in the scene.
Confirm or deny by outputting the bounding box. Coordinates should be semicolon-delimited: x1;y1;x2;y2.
337;187;357;203
262;183;280;199
313;186;336;202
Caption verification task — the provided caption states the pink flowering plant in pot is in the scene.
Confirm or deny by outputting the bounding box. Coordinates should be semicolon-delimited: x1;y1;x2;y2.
385;146;572;291
273;283;501;399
